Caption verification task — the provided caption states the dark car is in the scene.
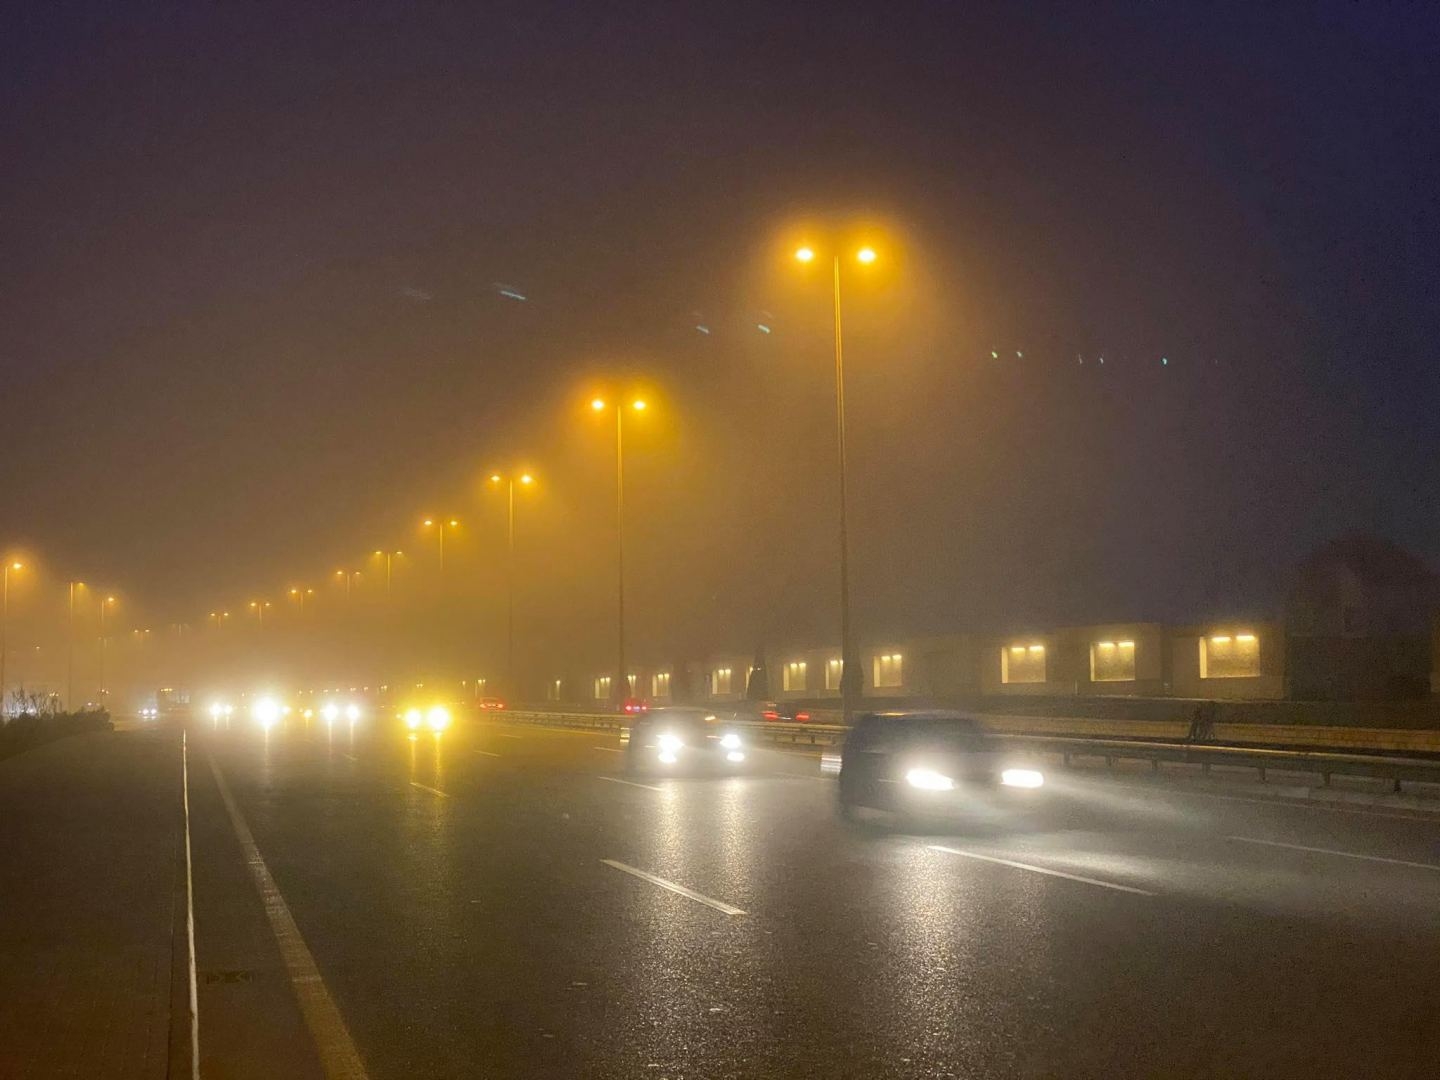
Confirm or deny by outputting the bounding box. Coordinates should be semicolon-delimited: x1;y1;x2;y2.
625;706;749;774
837;711;1045;822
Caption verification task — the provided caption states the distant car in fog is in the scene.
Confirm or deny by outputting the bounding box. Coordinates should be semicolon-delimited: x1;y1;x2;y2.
836;711;1045;823
477;697;506;711
625;706;748;773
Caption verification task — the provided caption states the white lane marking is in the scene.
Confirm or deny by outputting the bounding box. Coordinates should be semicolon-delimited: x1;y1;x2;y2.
593;746;622;753
410;782;450;798
341;753;358;763
1228;836;1440;872
181;732;199;1079
496;733;523;739
928;845;1156;896
600;859;746;915
597;775;664;792
209;759;370;1079
474;750;500;758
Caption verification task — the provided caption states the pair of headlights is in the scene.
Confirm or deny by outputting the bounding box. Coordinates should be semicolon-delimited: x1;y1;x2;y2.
904;767;1045;791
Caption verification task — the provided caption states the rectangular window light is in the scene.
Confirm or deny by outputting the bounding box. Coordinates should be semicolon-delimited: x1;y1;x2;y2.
1200;633;1260;679
1091;639;1136;682
1002;644;1046;684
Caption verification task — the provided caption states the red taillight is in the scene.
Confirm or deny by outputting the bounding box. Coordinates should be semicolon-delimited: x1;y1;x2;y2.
796;711;810;723
763;710;779;721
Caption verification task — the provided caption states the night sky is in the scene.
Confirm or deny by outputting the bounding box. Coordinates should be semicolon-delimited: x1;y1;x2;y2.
3;3;1438;674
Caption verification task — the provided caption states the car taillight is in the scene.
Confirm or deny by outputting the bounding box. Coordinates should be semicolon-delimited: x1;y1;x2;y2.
763;710;779;721
796;711;810;723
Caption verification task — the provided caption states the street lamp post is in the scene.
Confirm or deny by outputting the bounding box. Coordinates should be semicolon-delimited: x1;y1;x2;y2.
98;595;117;707
591;397;647;706
488;472;535;698
68;580;82;711
289;587;315;613
209;610;230;630
1;561;23;717
373;551;403;597
795;242;878;722
249;600;271;627
421;519;459;573
336;569;362;601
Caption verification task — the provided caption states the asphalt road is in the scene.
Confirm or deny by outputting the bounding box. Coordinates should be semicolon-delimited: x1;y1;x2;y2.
185;714;1440;1079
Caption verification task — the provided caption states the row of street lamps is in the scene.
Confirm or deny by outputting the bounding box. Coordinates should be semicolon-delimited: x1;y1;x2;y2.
190;238;880;717
0;561;120;713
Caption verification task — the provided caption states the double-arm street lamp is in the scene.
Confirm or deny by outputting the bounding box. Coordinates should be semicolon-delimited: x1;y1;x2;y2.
794;241;879;722
421;518;460;573
372;551;403;597
590;396;648;706
487;471;535;698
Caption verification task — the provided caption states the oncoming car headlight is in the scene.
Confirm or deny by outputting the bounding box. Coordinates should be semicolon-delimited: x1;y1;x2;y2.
426;705;451;731
719;732;742;750
1000;768;1045;789
905;767;956;791
657;732;684;753
404;708;423;730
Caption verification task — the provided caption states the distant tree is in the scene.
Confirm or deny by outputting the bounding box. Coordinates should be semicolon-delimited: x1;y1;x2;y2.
746;646;770;700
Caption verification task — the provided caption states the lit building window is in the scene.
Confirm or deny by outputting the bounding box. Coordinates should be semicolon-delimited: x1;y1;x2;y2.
825;658;843;691
594;676;611;700
1001;643;1047;684
783;661;808;692
1090;640;1136;682
872;653;904;689
547;679;562;702
1200;633;1259;679
652;672;671;698
626;673;637;694
712;667;733;696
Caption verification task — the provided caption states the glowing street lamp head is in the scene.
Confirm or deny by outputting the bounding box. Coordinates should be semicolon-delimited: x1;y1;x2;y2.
448;519;458;527
590;397;606;411
795;246;815;263
9;561;22;571
423;518;434;527
489;473;502;483
519;473;534;485
856;246;877;265
631;399;646;412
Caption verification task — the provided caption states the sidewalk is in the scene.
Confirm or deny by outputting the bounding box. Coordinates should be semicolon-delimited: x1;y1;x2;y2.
0;729;182;1079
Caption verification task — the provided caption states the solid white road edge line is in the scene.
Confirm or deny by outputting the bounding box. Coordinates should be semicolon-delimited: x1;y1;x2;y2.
928;845;1156;896
474;750;500;758
209;758;370;1080
410;782;450;798
600;859;746;915
1228;835;1440;871
593;746;622;753
597;775;664;792
182;731;199;1080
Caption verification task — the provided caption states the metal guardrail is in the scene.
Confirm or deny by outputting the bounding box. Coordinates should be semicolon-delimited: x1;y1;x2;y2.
1008;734;1440;794
496;709;1440;796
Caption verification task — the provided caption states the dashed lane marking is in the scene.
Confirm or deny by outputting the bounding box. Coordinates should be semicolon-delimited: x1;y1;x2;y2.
928;845;1156;896
600;859;746;915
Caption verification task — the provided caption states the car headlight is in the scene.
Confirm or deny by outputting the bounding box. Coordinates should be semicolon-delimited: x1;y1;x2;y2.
426;705;451;731
253;698;282;729
1000;768;1044;789
321;703;340;722
719;732;742;750
404;708;423;730
905;767;956;791
657;732;684;753
345;703;362;722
